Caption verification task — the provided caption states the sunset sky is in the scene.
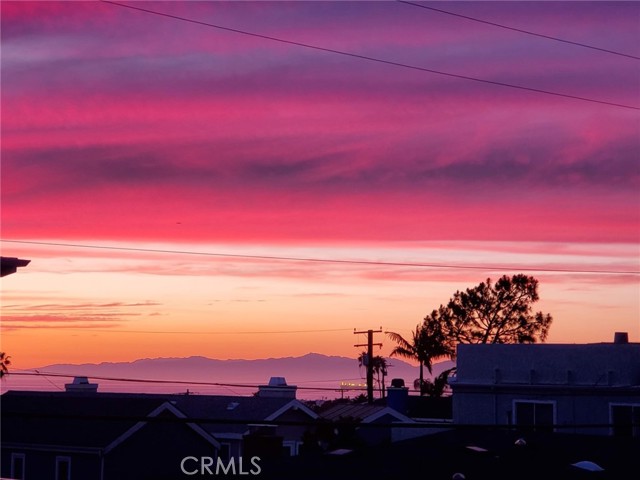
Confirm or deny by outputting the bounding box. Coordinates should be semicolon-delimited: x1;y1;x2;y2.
1;1;639;371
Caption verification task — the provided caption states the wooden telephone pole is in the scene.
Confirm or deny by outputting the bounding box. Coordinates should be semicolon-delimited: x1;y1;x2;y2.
354;328;383;404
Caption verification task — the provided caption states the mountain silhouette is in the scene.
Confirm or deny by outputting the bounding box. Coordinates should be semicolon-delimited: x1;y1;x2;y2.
5;353;455;400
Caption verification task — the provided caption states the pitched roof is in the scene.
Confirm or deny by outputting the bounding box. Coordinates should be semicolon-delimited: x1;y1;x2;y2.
319;403;411;423
1;390;317;442
167;394;316;434
1;391;168;448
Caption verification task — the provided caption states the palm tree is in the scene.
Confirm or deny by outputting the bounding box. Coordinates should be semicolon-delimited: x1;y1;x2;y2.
372;356;388;398
357;352;388;398
0;352;11;379
387;322;452;396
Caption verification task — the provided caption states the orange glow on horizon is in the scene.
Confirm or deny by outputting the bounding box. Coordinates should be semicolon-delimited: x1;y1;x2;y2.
2;240;638;369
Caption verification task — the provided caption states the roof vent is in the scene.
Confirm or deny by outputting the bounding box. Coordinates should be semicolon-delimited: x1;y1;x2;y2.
614;332;629;344
390;378;405;388
268;377;287;387
257;377;297;399
64;376;98;393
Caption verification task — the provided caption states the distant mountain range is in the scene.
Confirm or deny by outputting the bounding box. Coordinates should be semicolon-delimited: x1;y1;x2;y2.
5;353;455;399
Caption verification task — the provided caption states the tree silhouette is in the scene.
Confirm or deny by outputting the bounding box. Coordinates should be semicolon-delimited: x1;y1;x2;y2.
425;274;553;355
389;275;552;395
387;322;452;396
0;352;11;379
416;367;456;397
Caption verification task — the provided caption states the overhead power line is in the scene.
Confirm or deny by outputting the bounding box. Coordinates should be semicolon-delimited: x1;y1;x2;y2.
3;239;639;275
8;371;366;393
99;0;639;111
0;327;354;335
398;1;640;61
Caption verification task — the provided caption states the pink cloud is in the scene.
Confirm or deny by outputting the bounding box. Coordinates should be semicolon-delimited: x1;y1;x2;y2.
0;314;130;332
2;1;638;247
2;179;637;244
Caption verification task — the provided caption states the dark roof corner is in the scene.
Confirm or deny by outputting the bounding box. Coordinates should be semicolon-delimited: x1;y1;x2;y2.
1;256;31;277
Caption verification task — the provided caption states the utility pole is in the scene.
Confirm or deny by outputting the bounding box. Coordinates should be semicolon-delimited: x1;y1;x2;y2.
354;328;383;404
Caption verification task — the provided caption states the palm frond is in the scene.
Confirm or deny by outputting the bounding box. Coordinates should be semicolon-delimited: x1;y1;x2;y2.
386;331;414;351
389;346;416;360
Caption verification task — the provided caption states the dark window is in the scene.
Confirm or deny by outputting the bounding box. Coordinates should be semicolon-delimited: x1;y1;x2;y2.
514;401;554;433
611;405;640;437
11;454;25;480
516;402;534;429
56;457;71;480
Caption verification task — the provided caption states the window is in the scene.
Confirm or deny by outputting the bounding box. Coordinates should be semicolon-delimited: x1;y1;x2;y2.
55;456;71;480
513;401;554;433
11;453;25;480
611;404;640;437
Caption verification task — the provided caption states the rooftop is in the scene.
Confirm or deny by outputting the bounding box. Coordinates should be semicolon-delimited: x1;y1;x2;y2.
0;256;30;277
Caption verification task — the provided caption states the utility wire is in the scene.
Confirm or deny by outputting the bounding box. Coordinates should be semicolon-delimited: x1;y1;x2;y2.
11;370;368;387
33;369;64;391
8;371;366;393
99;0;639;111
398;1;640;61
3;239;639;275
0;327;354;335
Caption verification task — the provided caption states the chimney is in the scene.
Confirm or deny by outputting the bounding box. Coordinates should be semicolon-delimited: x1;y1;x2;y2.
387;378;409;415
257;377;297;399
614;332;629;344
64;376;98;393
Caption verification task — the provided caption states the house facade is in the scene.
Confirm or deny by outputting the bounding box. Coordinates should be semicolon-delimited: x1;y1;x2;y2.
450;333;640;436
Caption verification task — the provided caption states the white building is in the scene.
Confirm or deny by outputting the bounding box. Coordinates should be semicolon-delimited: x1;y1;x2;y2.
450;332;640;436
